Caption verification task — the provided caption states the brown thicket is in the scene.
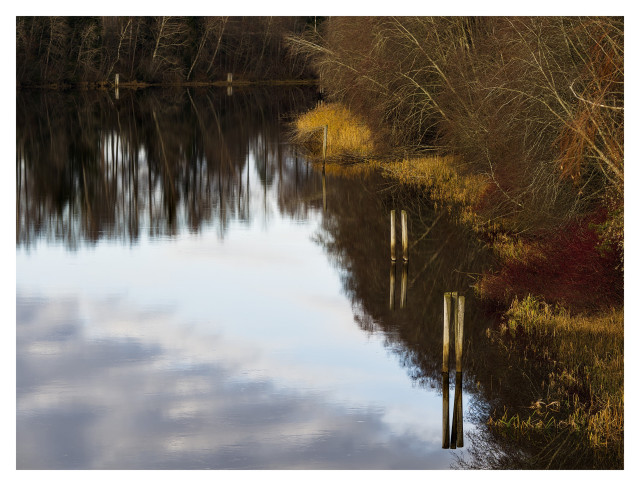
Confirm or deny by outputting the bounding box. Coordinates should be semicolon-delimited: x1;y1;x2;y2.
287;17;623;248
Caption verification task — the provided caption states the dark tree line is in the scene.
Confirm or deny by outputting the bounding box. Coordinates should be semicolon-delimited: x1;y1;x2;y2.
16;16;316;86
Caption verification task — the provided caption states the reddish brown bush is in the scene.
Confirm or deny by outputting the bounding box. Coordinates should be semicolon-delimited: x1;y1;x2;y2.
479;211;623;312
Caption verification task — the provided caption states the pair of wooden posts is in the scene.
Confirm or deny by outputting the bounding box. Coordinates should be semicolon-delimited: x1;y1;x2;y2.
226;73;233;96
442;292;465;449
390;210;408;262
389;210;409;310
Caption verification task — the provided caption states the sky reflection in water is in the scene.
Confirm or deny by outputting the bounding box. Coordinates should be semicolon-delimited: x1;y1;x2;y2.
17;150;471;469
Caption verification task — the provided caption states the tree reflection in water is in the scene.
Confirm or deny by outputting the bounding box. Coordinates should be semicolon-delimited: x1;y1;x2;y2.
17;87;320;249
17;88;618;468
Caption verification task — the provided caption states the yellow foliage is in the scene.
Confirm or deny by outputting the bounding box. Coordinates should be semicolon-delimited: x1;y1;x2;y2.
382;155;486;207
293;103;375;158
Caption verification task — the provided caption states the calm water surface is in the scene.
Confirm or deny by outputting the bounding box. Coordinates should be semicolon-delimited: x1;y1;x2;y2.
17;88;496;469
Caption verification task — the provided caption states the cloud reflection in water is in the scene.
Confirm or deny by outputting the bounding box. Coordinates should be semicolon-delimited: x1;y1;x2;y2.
17;293;457;469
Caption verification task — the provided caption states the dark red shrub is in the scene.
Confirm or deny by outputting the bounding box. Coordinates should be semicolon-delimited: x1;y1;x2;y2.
479;211;623;312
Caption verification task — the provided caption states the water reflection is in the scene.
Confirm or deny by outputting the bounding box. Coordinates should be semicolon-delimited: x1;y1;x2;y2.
400;262;408;309
388;262;396;311
17;87;579;469
387;262;408;311
442;373;450;449
16;88;321;249
450;372;464;449
17;293;453;469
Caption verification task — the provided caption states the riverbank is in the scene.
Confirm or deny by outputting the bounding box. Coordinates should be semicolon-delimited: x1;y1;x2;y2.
292;102;624;468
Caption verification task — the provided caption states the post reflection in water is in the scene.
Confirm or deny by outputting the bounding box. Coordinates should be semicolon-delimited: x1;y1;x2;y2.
442;372;463;449
400;262;408;309
442;372;450;449
322;166;327;212
450;372;464;448
389;262;396;311
387;262;408;311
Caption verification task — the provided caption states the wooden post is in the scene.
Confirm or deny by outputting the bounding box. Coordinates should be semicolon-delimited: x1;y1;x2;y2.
322;124;328;165
227;86;233;96
452;291;459;352
227;72;233;83
454;371;464;447
443;292;451;372
115;73;119;87
390;210;396;261
114;73;120;100
389;262;396;311
450;294;465;449
401;210;408;261
442;372;450;448
400;262;408;309
456;295;465;372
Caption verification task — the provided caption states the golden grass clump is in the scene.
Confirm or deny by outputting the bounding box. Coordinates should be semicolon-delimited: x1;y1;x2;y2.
382;156;487;208
293;103;375;159
381;155;492;230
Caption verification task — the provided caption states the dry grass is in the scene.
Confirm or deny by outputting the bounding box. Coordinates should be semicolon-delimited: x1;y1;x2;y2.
488;295;623;453
292;103;375;159
381;156;489;219
293;104;486;216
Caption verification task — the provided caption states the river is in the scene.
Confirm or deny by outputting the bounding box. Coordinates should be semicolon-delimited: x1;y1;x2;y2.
17;87;514;469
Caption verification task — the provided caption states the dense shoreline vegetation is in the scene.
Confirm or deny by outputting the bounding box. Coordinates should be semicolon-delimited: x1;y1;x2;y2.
290;16;623;468
295;101;623;471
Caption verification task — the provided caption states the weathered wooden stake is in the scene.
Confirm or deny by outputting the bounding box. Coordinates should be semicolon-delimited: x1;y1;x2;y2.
390;210;397;261
443;292;451;372
322;124;328;165
456;295;465;372
115;73;119;87
442;372;450;448
400;262;408;309
389;262;396;311
227;72;233;83
227;86;233;96
401;210;408;261
114;73;120;99
452;291;459;347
